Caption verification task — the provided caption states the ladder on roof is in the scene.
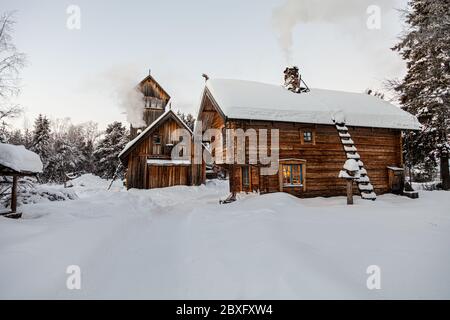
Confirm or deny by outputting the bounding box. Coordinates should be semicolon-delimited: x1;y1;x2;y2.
334;122;376;200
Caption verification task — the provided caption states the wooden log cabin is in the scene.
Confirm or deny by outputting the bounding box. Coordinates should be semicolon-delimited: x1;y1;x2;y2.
197;67;421;199
119;73;205;189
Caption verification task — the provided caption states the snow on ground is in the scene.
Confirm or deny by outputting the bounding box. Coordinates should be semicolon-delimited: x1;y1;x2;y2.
0;175;449;299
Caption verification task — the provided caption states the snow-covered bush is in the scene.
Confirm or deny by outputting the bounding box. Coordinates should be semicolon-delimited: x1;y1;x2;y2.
0;176;77;209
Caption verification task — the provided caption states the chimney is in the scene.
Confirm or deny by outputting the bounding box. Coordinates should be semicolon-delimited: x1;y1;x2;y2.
284;66;301;93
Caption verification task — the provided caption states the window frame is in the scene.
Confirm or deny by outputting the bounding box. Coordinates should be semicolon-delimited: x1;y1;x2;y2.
153;134;161;145
303;131;313;143
282;164;304;187
241;166;250;188
301;129;315;145
279;159;307;192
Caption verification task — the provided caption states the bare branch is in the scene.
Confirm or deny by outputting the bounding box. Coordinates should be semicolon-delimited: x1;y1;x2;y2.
0;11;26;123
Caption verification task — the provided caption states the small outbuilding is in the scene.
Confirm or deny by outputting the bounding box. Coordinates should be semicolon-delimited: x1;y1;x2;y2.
0;143;43;218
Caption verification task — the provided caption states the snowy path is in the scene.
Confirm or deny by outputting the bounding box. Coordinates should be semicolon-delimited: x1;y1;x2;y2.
0;176;449;299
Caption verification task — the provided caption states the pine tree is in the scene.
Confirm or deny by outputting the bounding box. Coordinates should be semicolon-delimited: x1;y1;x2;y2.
93;121;129;179
0;121;9;143
45;139;73;183
80;139;94;173
392;0;450;189
23;128;32;148
30;114;52;181
7;129;24;145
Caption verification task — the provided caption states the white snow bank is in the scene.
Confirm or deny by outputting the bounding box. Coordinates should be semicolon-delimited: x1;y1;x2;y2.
0;180;449;299
69;174;124;196
206;79;421;130
0;143;43;173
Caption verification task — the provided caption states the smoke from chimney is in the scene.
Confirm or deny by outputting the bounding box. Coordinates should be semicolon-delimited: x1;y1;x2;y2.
272;0;390;63
103;66;146;128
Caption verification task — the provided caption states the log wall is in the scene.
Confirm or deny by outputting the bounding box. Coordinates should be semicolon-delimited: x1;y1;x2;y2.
126;117;197;189
225;120;402;197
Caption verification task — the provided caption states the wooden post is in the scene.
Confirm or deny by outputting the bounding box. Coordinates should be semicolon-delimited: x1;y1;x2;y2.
346;179;353;205
11;176;18;213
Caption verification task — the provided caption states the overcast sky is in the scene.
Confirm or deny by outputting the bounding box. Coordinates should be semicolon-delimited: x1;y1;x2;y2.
3;0;408;130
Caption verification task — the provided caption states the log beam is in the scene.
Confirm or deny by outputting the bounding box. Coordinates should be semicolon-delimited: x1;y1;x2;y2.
11;176;18;213
346;179;353;205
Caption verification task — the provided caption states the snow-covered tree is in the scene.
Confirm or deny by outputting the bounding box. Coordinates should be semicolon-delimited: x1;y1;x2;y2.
30;114;52;181
7;128;24;145
177;111;195;131
93;121;129;179
0;121;9;142
392;0;450;189
44;119;99;183
22;127;32;148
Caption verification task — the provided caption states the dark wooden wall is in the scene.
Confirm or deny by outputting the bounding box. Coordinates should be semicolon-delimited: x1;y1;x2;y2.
130;76;171;138
226;121;402;197
126;117;198;189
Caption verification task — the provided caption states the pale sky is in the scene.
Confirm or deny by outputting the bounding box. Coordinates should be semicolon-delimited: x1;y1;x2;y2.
2;0;408;130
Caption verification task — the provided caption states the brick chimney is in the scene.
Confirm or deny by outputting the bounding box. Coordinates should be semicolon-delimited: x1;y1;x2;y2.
284;66;301;93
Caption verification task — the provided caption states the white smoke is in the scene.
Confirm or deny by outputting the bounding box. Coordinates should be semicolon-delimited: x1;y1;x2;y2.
103;65;146;128
120;86;146;128
272;0;393;63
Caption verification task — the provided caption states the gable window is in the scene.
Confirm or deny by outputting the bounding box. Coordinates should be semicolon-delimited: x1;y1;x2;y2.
282;164;304;186
152;134;161;155
242;166;250;187
303;131;313;143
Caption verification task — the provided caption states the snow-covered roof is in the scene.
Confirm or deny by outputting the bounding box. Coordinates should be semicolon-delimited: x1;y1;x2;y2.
0;143;43;173
118;108;193;159
205;79;421;130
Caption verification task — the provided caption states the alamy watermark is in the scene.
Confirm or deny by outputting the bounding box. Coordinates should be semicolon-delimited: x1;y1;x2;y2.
170;122;279;175
366;5;381;30
66;5;81;30
366;265;381;290
66;265;81;290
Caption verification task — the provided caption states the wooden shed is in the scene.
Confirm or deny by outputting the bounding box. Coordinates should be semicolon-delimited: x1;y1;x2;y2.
119;71;205;190
130;72;171;139
119;109;205;189
197;71;421;200
0;143;43;218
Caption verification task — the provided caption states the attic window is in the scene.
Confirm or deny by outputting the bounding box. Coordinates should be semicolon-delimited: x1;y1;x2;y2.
153;134;161;144
303;131;313;143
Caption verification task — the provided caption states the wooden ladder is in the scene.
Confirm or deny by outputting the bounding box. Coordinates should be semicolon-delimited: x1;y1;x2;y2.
335;123;376;200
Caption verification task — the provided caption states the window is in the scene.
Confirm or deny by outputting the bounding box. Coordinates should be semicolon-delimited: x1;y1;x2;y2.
282;164;304;186
303;131;313;143
152;134;161;155
242;166;250;187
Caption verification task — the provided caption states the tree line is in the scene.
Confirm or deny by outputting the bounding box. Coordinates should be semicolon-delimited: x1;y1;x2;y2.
1;115;129;183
